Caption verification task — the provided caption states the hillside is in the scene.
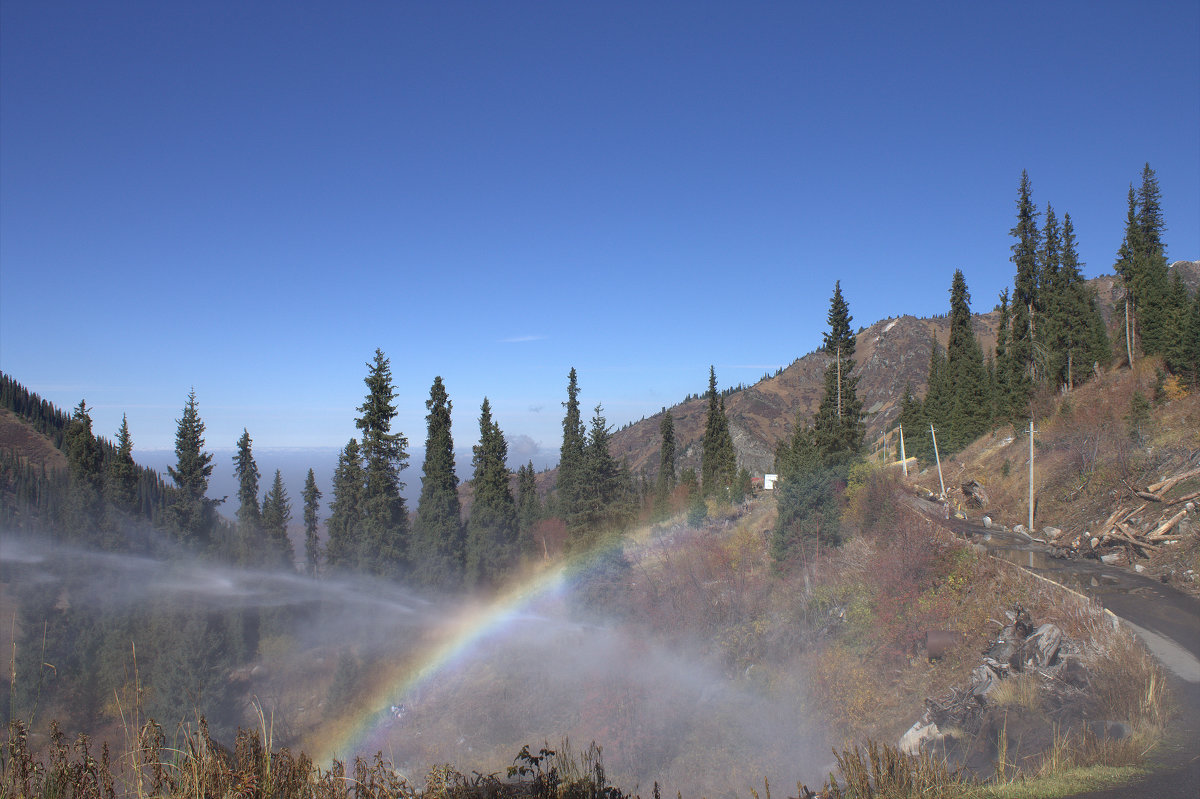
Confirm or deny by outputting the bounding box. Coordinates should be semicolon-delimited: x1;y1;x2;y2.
608;262;1199;480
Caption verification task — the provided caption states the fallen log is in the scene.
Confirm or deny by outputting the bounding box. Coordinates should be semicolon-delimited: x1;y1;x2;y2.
1166;490;1200;508
1135;490;1164;503
1148;466;1200;495
1146;509;1188;540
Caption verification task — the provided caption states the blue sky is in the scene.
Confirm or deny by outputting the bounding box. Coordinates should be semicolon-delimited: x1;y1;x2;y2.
3;2;1198;478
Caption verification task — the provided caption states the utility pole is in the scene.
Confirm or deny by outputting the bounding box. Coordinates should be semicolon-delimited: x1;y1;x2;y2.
931;423;945;499
836;345;842;419
899;423;908;477
1028;418;1036;532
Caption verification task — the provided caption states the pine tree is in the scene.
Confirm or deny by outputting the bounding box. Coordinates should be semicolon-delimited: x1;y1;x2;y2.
654;408;676;516
105;414;138;515
302;468;322;577
261;469;294;569
412;376;465;590
166;389;220;547
894;382;929;466
355;349;409;577
1009;170;1041;404
556;368;586;526
465;398;518;587
232;429;262;560
701;367;736;496
325;438;364;570
943;270;990;453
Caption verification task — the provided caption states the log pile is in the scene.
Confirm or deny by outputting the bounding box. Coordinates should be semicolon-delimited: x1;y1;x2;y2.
1048;466;1199;563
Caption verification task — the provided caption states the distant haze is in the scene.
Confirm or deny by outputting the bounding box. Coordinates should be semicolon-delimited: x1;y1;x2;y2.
135;438;559;519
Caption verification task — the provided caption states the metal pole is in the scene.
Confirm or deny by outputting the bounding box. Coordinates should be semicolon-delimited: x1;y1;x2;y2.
899;424;908;477
1029;418;1035;533
931;423;945;498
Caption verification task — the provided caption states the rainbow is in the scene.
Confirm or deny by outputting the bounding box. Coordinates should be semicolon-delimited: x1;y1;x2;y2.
312;542;625;765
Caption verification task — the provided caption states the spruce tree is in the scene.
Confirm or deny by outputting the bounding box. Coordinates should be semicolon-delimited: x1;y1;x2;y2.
355;349;409;577
701;367;736;496
812;282;863;461
556;368;586;526
894;383;929;466
516;462;542;554
1114;185;1143;365
232;429;262;559
465;398;518;587
302;468;322;577
166;389;220;547
1181;289;1200;388
325;438;364;570
574;404;622;544
105;414;138;515
943;270;990;453
1135;164;1171;355
63;400;104;542
1009;170;1041;404
992;289;1012;420
261;469;294;569
1046;213;1108;388
412;376;465;590
654;408;676;516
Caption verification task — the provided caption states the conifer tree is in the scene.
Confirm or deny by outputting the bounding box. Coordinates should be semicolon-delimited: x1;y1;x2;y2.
812;282;863;461
943;270;990;453
355;349;409;577
166;389;220;547
302;468;322;577
261;469;294;568
516;461;542;553
325;438;364;570
701;367;736;496
1045;213;1108;388
1114;185;1143;365
574;404;623;543
923;337;950;436
1009;170;1041;405
1135;164;1171;355
232;429;261;542
466;398;518;587
412;376;465;590
894;382;930;465
556;368;586;525
992;289;1012;420
63;400;104;542
654;408;676;515
105;414;138;514
1180;289;1200;388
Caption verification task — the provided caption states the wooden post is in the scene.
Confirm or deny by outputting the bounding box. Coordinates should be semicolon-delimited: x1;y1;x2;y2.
1028;418;1035;533
899;424;908;477
931;423;945;499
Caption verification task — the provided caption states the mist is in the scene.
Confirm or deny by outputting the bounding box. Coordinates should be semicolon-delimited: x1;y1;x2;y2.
1;531;830;797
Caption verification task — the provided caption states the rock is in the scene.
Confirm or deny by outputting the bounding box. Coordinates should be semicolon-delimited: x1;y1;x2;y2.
1100;553;1123;565
961;479;989;507
1024;623;1062;667
982;515;993;528
899;719;942;755
1042;526;1062;538
1013;524;1027;535
971;664;999;698
1134;564;1146;574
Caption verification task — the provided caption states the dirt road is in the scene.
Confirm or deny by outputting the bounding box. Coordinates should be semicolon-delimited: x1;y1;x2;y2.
931;507;1200;797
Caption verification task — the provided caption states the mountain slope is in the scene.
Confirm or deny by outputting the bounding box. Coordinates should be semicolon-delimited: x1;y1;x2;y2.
607;262;1198;480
